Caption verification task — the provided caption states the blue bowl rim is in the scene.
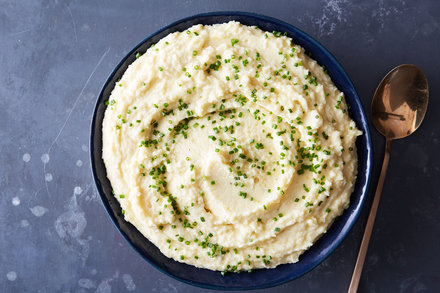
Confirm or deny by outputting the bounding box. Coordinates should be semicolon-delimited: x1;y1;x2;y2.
90;11;373;290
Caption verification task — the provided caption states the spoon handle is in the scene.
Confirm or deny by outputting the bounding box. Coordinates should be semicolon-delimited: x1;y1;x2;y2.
348;139;392;293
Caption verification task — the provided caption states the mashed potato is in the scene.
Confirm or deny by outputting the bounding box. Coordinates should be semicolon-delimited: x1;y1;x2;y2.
102;21;361;272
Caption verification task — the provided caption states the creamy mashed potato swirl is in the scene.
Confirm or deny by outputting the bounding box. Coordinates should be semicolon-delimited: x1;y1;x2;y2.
102;22;361;272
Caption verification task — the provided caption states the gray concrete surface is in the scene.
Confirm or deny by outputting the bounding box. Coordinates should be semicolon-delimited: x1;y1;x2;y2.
1;0;439;292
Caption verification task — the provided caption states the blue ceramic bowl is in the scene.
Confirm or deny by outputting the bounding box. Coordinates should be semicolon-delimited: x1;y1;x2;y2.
90;12;373;290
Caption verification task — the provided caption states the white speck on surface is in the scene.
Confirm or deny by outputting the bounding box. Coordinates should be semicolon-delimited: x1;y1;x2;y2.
22;153;31;162
30;205;48;217
81;23;91;32
151;278;178;293
371;0;406;31
122;274;136;291
6;271;17;281
95;281;111;293
20;219;30;227
12;196;20;206
76;160;83;167
82;144;88;152
41;153;50;164
399;275;418;292
54;193;90;264
78;278;97;289
45;173;53;182
74;186;83;195
91;269;98;275
314;0;349;36
55;209;87;239
326;0;345;21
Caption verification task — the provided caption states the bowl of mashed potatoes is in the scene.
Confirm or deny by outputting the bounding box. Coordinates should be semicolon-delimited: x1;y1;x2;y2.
91;12;372;290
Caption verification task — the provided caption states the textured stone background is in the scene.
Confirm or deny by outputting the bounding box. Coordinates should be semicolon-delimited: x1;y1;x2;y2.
1;0;439;292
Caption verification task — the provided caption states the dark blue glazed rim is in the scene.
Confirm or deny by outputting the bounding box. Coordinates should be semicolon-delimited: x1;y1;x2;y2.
90;11;373;290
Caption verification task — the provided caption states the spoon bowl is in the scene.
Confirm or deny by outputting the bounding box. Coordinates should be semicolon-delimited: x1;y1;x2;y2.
372;64;429;140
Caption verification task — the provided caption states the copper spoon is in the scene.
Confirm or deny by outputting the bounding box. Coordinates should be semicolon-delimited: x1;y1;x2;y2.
348;64;429;293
